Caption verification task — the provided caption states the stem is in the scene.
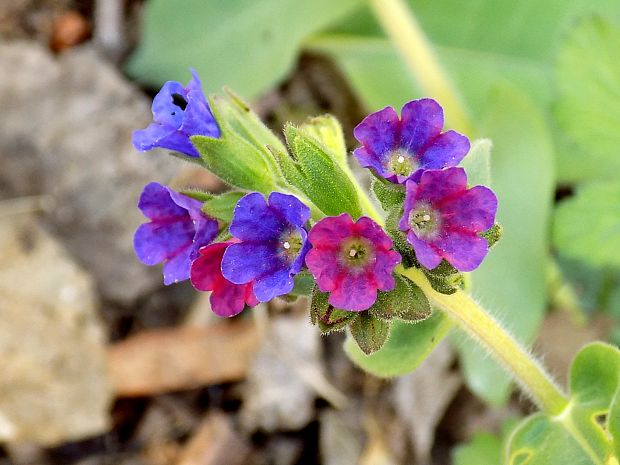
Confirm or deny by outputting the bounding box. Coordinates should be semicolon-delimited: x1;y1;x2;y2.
368;0;474;135
403;267;569;415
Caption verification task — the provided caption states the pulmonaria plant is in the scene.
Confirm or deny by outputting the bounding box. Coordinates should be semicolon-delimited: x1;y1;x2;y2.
131;70;500;353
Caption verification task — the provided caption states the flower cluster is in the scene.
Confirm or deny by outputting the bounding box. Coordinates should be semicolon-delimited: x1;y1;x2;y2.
132;71;499;347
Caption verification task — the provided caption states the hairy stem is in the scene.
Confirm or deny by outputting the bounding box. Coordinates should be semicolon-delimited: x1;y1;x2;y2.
368;0;474;134
403;267;569;415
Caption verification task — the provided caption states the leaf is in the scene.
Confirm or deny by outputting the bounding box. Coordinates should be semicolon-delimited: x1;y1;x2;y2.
371;177;406;211
461;138;492;187
458;85;555;406
506;342;620;465
553;181;620;269
344;310;453;377
609;390;620;459
554;17;620;182
201;191;246;223
453;432;502;465
310;288;357;335
349;312;391;355
126;0;364;97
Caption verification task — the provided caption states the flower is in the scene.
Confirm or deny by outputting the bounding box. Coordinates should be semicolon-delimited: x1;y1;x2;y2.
221;192;311;302
399;167;497;272
190;242;259;317
134;182;218;285
305;214;401;312
353;98;469;184
132;70;220;158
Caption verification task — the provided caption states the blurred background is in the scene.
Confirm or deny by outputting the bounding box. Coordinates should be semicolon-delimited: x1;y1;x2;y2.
1;0;619;464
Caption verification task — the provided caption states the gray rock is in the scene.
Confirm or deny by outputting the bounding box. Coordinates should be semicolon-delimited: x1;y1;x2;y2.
0;214;111;445
0;41;180;303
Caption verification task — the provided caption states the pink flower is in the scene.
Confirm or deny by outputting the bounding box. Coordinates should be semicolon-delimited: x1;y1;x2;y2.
305;214;401;311
190;242;259;317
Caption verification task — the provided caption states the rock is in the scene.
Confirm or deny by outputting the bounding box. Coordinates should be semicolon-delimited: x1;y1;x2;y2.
391;341;462;465
241;314;321;432
0;40;180;303
0;214;111;445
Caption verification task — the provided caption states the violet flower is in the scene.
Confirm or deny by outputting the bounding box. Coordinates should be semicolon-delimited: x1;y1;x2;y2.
306;214;401;312
133;70;220;158
190;242;259;317
134;182;218;285
399;167;497;272
353;98;469;184
221;192;311;302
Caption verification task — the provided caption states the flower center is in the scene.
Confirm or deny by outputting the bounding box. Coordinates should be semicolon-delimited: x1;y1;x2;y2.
172;93;188;111
279;230;303;262
386;148;417;177
340;237;374;271
409;203;441;239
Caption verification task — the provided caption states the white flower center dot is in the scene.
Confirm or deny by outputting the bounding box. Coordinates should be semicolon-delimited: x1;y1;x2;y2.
283;241;291;250
397;155;405;163
422;214;431;221
349;248;357;257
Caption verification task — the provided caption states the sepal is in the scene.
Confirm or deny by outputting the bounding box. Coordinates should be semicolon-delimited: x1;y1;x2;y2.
290;271;315;297
298;115;347;166
179;189;214;202
371;177;406;211
385;206;417;268
350;312;391;355
369;274;431;323
482;223;502;248
200;190;246;223
281;124;363;217
423;261;465;295
310;287;357;335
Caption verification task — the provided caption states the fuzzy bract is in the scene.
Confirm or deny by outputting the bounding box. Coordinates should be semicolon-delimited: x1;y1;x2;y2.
399;167;498;272
190;242;259;317
221;192;311;302
353;98;469;184
134;182;218;285
306;214;402;312
132;70;220;158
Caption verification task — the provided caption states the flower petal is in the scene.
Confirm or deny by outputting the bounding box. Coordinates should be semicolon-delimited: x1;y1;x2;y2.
399;98;444;154
305;247;342;292
229;192;285;241
416;167;468;205
268;192;311;227
253;267;295;302
151;80;186;127
436;231;489;272
353;106;399;158
328;273;377;312
406;232;443;270
308;213;354;250
221;241;281;284
441;186;497;231
354;216;393;251
420;130;470;169
372;249;401;290
162;246;192;285
210;280;250;317
137;182;186;220
133;220;193;266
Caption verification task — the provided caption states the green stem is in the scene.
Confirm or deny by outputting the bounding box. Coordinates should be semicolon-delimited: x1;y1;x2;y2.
403;267;569;415
368;0;474;135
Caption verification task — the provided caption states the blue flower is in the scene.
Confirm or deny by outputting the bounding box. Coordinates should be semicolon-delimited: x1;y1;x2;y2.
353;98;469;184
134;182;219;285
221;192;311;302
132;70;220;158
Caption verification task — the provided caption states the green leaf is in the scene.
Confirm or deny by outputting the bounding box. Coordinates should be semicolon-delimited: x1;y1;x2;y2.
349;312;391;355
126;0;363;98
369;274;431;322
179;189;214;202
569;342;620;411
284;124;363;217
298;115;348;166
609;390;620;459
371;177;406;211
461;138;492;187
344;310;453;377
310;288;357;335
553;181;620;269
506;343;620;465
458;85;555;406
555;17;620;182
201;191;246;223
453;432;502;465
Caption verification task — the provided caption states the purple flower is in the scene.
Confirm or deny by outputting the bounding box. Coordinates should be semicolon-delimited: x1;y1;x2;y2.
190;242;259;317
306;214;401;312
221;192;311;302
134;182;218;285
399;168;497;272
353;98;469;184
132;70;220;158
